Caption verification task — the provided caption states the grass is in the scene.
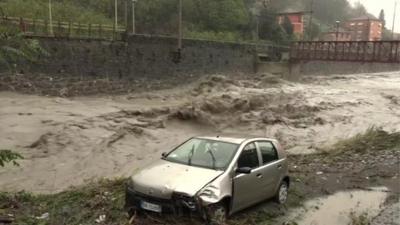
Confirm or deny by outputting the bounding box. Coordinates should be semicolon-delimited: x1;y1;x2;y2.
326;127;400;155
348;212;370;225
0;177;308;225
0;149;23;167
0;179;128;225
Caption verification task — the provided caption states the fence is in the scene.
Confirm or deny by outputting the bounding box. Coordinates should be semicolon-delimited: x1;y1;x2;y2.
0;16;126;40
290;41;400;63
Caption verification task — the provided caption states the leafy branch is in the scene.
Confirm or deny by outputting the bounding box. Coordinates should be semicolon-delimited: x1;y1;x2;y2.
0;24;48;70
0;150;23;167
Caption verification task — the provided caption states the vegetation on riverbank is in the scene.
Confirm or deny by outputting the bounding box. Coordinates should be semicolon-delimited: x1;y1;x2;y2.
0;0;374;43
327;127;400;155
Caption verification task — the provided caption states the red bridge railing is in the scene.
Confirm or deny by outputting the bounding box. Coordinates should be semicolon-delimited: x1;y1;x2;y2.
290;41;400;63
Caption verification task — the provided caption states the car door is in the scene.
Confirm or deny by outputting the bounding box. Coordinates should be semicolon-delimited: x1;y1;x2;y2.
256;141;283;199
231;142;263;212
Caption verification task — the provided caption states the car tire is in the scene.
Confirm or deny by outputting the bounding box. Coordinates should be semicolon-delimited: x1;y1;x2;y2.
275;181;289;204
206;203;228;225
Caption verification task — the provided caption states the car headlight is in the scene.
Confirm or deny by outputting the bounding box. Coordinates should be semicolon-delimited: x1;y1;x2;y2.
173;192;197;210
197;184;221;204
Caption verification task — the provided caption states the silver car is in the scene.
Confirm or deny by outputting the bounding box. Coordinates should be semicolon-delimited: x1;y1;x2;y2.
125;136;289;224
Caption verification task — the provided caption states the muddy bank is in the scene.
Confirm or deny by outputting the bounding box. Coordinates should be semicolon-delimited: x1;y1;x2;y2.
0;73;201;97
1;71;400;193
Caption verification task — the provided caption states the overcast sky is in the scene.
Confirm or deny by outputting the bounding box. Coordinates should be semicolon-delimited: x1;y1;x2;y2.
348;0;400;32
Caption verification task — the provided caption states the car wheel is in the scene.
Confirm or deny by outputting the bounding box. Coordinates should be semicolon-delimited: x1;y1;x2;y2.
275;181;288;204
206;203;228;225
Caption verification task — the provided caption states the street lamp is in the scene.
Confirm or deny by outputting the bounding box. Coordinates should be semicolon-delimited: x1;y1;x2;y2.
178;0;183;50
335;20;340;41
48;0;53;35
114;0;118;31
132;0;137;34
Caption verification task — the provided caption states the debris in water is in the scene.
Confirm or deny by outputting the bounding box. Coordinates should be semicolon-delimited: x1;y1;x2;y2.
95;215;106;223
35;212;49;220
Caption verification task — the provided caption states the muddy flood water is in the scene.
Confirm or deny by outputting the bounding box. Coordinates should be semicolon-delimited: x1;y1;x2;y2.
0;71;399;193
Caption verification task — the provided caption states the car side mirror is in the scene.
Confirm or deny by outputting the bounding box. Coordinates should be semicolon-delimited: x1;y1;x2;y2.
161;152;167;158
236;167;252;174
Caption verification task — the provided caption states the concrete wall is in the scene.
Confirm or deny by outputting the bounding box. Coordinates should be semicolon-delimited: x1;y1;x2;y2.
19;35;281;81
289;60;400;78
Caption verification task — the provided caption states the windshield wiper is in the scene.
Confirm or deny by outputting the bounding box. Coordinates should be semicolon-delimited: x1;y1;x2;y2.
188;144;195;166
206;146;217;170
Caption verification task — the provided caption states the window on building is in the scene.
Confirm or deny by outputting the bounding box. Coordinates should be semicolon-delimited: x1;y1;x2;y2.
358;22;364;26
350;23;355;26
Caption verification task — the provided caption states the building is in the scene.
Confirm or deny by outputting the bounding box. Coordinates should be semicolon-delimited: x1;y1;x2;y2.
343;14;383;41
320;28;352;41
277;11;305;37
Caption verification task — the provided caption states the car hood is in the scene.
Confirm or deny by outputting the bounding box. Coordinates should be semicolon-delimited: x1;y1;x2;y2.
131;160;224;199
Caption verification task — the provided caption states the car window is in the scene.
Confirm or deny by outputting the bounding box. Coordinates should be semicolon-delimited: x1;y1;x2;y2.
258;142;278;165
237;143;259;169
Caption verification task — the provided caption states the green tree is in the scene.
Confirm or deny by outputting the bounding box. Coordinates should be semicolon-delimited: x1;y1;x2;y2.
0;0;112;25
379;9;386;28
258;7;289;44
0;150;23;167
351;2;368;17
282;16;294;36
0;25;47;70
312;0;351;23
305;20;322;40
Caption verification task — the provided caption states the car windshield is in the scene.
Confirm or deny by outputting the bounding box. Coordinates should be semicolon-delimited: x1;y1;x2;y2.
164;138;239;170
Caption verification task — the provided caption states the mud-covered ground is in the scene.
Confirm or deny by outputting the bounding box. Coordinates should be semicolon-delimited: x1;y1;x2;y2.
0;71;399;224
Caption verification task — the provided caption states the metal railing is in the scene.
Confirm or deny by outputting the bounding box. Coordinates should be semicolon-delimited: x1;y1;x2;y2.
1;16;126;40
290;41;400;63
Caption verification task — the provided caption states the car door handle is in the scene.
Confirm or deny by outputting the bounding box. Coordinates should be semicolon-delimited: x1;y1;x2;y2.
277;165;282;169
256;173;263;178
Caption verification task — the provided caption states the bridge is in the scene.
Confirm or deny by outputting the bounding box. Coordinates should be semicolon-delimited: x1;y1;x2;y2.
290;41;400;63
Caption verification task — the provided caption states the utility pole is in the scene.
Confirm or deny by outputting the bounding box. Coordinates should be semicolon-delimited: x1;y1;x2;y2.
132;0;137;34
308;0;315;40
178;0;183;50
48;0;53;35
392;0;397;40
114;0;118;31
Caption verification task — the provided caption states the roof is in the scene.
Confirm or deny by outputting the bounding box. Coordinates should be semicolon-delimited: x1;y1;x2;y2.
197;135;277;145
277;7;309;15
277;11;307;16
348;14;381;21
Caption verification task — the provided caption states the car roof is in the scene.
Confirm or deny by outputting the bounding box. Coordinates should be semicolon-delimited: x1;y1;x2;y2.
196;135;277;145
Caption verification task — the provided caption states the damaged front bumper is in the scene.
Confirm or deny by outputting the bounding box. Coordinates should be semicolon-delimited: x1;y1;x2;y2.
125;186;203;215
